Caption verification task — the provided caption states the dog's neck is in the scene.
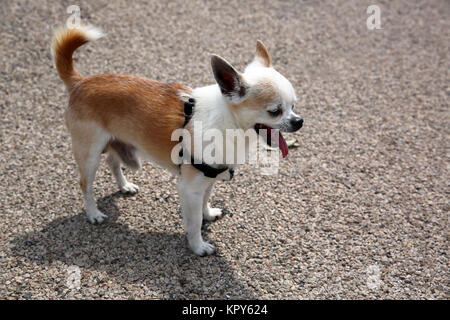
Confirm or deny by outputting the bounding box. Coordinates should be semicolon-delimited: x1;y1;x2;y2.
190;84;240;132
186;84;250;168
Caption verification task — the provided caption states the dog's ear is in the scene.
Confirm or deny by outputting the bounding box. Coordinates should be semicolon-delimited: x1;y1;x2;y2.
254;40;271;67
211;54;247;102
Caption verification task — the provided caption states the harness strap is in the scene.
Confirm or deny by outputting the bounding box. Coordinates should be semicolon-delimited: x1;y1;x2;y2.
180;98;233;179
191;157;230;178
183;98;195;127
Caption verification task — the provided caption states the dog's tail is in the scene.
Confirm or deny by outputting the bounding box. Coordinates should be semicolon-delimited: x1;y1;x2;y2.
51;25;104;88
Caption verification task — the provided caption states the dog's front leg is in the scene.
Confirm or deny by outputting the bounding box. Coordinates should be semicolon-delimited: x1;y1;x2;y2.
178;165;216;256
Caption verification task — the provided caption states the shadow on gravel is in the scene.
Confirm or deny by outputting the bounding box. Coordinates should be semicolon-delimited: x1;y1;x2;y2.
11;192;256;299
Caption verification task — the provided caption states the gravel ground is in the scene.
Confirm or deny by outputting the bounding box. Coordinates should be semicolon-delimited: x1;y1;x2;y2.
0;0;448;299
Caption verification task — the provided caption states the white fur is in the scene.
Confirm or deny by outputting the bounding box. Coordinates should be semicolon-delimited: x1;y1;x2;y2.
244;63;299;131
178;168;217;255
190;85;242;167
191;85;237;133
245;64;297;107
72;122;111;224
77;24;104;41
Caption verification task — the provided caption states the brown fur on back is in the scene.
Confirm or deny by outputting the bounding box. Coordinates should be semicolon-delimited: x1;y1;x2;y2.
67;74;191;169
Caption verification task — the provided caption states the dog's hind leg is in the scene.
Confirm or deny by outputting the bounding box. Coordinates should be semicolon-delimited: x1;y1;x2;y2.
68;120;111;224
106;147;139;194
202;183;224;222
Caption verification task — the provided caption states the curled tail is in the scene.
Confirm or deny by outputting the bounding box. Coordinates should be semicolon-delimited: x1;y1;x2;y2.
51;25;104;88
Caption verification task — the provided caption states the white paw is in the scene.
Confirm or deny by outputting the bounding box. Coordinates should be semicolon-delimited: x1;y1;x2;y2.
120;182;139;194
203;207;224;222
87;209;108;224
190;240;216;256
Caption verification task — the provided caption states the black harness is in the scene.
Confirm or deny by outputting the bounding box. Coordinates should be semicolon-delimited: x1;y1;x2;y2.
179;98;234;179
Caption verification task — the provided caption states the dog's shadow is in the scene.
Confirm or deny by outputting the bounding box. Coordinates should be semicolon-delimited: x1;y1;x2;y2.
11;192;256;299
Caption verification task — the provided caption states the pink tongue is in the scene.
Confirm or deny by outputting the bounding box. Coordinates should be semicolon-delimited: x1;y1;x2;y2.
261;125;289;158
278;131;289;158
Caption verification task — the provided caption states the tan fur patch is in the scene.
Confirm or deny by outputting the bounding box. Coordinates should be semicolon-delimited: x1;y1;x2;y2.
52;27;88;87
231;79;279;111
67;74;191;170
79;177;87;193
255;40;272;67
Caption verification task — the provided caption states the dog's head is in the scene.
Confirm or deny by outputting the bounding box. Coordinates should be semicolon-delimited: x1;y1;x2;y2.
211;41;303;157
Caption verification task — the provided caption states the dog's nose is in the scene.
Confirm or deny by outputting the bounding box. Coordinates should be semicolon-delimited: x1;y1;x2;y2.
290;116;303;131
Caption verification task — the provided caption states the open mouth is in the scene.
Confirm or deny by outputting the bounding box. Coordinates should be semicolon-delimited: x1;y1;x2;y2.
254;123;289;158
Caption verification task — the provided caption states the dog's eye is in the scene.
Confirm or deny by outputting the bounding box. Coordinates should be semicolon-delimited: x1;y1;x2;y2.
267;106;282;117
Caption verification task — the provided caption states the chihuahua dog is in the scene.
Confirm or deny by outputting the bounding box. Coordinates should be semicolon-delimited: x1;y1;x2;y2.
52;25;302;256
